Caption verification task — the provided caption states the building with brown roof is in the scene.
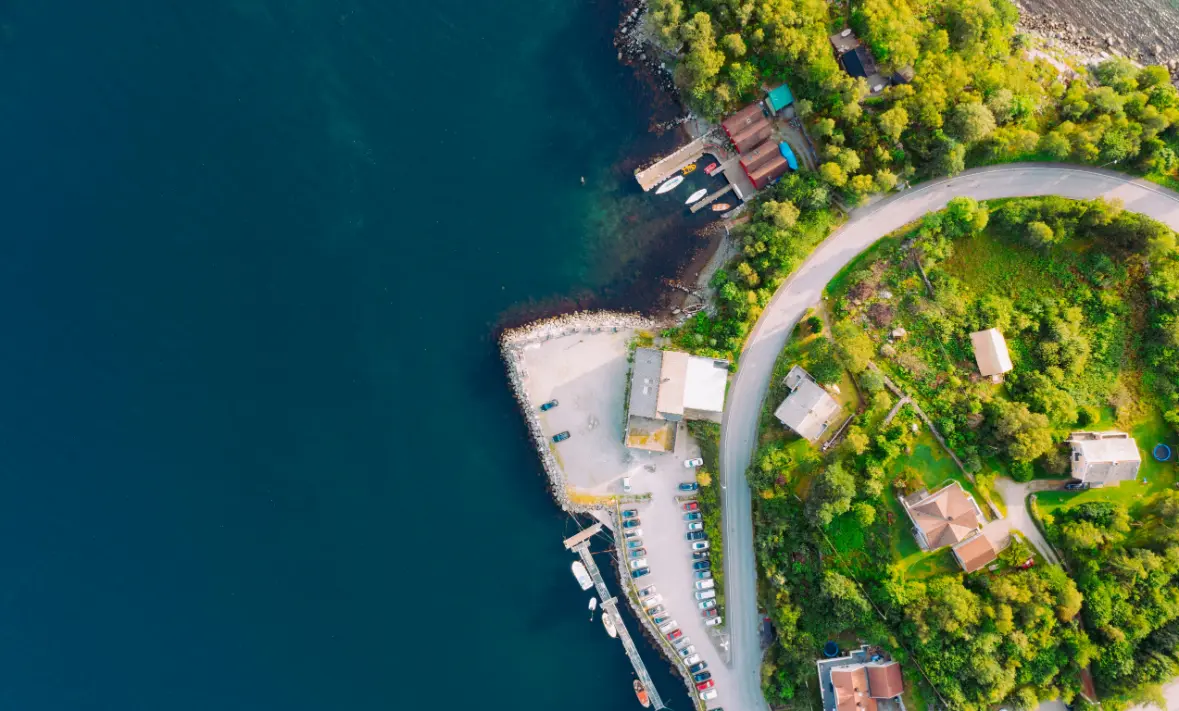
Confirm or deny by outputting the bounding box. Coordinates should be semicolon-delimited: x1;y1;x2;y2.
951;533;998;573
902;482;984;550
817;646;905;711
748;152;791;189
740;141;780;174
722;102;767;137
730;121;773;154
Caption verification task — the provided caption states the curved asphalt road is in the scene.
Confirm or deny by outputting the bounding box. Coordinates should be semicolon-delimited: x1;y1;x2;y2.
718;164;1179;711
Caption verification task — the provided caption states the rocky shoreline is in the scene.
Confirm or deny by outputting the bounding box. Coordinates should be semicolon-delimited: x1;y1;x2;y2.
1017;0;1179;72
500;310;661;513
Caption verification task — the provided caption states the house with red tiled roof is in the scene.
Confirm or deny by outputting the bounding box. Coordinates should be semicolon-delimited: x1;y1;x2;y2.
817;646;905;711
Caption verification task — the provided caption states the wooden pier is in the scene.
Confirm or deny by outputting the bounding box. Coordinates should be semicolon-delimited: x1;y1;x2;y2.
634;135;711;192
568;538;667;710
689;183;735;213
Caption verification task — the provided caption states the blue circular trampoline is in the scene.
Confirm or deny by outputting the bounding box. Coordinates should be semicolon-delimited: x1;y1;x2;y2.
1154;444;1173;462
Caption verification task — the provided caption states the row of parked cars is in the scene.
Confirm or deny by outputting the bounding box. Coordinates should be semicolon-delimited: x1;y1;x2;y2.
682;500;722;628
637;582;718;702
621;508;650;578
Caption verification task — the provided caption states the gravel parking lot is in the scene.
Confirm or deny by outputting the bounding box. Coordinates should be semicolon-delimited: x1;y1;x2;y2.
519;328;732;703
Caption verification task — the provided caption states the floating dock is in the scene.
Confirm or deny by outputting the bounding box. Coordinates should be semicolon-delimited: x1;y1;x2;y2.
565;531;667;711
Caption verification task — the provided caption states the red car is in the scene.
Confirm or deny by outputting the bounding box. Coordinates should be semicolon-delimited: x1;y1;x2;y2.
696;680;715;691
1018;557;1035;570
682;502;699;512
702;609;719;619
667;629;683;642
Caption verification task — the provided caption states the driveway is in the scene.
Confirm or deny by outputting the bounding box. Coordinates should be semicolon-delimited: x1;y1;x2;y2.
987;478;1061;566
719;164;1179;711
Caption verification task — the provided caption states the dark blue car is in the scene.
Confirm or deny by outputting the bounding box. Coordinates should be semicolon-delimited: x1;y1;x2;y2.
552;431;570;443
631;567;650;579
540;399;559;411
693;671;711;683
693;561;711;571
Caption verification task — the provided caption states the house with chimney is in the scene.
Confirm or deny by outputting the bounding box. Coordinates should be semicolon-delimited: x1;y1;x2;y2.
817;645;906;711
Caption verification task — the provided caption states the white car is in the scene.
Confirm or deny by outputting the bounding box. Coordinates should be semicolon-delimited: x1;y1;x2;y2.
673;637;692;650
677;645;696;658
686;522;703;531
705;617;723;627
624;529;643;539
643;594;664;608
658;620;679;634
629;558;648;570
698;599;716;610
638;585;657;597
695;579;715;590
691;541;710;551
622;476;632;492
684;654;701;665
695;590;716;600
684;458;704;468
700;689;718;701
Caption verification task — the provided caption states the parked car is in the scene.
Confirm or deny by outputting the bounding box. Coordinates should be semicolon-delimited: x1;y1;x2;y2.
695;590;716;600
692;551;710;561
628;548;646;559
658;621;679;634
693;671;712;683
622;518;641;529
642;594;662;607
694;579;715;591
689;662;708;674
647;605;666;617
692;541;710;551
684;653;701;666
684;458;704;468
539;399;559;411
1065;480;1090;491
667;629;683;642
1018;557;1036;570
631;567;650;579
622;477;632;492
638;585;656;598
624;529;643;538
702;609;719;619
700;689;718;701
629;558;648;570
686;522;703;531
695;571;712;580
652;614;669;625
673;637;693;650
677;645;696;658
682;501;699;512
692;561;711;571
626;539;643;549
622;508;639;519
696;679;715;691
698;599;716;611
678;482;699;491
686;531;707;541
684;512;702;521
552;431;571;443
705;617;723;627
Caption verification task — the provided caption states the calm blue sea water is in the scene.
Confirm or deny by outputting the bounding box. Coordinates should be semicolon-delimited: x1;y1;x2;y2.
0;1;693;709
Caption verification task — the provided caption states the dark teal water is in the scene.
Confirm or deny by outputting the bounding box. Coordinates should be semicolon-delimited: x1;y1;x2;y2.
0;1;696;709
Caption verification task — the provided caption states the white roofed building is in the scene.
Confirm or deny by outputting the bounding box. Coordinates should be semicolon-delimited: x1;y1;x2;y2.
624;348;729;451
970;328;1013;379
774;365;841;442
1067;431;1142;487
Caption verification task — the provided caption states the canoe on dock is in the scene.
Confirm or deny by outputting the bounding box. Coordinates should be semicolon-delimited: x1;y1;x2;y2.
654;175;683;194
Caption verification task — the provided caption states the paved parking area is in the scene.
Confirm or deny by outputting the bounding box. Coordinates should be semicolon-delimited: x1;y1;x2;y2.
518;329;732;704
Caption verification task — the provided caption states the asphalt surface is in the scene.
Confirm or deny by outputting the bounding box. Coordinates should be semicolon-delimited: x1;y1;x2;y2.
717;164;1179;711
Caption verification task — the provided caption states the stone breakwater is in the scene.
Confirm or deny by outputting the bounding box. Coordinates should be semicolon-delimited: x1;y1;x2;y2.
500;310;660;513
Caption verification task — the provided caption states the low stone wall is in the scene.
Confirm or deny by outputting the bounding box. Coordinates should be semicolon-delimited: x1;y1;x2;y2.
500;310;660;513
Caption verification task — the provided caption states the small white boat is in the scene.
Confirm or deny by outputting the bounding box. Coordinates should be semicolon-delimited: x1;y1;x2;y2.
589;597;598;611
685;188;708;204
571;561;593;591
603;612;618;638
655;175;684;194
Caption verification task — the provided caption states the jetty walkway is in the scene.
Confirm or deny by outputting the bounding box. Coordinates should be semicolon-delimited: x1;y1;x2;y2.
566;530;667;710
635;135;712;192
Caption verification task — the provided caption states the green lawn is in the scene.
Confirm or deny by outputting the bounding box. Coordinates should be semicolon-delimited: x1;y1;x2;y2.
942;228;1070;300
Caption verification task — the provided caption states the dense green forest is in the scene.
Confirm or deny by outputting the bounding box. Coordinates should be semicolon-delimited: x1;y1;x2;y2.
741;198;1179;710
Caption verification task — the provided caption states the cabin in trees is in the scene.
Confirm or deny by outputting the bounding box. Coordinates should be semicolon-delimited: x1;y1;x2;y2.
1066;431;1142;487
970;328;1013;381
902;482;997;572
774;365;840;443
816;645;905;711
624;348;729;452
829;29;889;94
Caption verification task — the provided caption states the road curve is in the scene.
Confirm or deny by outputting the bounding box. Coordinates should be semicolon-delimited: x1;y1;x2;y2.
718;164;1179;711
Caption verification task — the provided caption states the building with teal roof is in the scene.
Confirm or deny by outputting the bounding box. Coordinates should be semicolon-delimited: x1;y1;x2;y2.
766;84;794;113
